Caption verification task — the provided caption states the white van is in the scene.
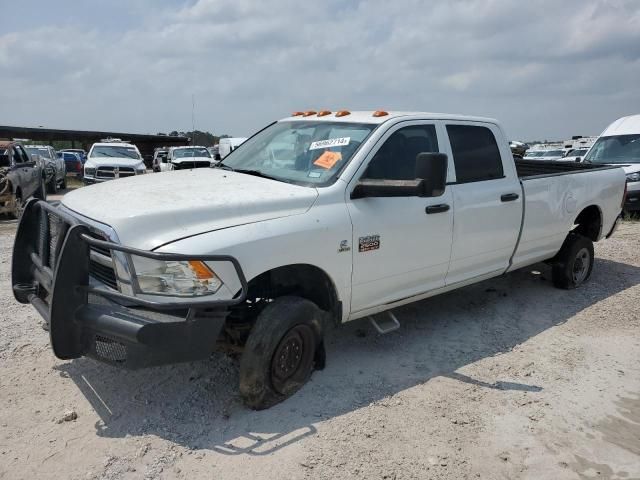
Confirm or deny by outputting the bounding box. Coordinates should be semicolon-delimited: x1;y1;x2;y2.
584;115;640;213
217;137;247;160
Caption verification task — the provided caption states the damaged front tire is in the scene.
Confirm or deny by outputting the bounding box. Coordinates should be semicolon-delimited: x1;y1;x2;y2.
239;296;325;410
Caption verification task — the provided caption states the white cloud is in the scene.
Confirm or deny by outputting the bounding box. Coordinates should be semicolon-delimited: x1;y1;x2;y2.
0;0;639;140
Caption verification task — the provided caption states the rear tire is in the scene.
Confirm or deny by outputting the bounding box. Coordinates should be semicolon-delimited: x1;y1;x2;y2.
239;296;325;410
61;175;67;190
552;233;594;289
47;177;58;194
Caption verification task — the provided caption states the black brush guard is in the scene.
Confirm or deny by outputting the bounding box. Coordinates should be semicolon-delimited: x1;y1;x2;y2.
12;199;247;368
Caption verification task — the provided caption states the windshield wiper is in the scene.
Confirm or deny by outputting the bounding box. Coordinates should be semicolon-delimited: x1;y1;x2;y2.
234;169;280;181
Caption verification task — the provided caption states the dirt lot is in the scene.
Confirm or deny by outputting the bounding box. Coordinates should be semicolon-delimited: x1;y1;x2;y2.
1;215;639;480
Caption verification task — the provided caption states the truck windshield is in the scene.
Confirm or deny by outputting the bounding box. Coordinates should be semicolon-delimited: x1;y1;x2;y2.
584;135;640;164
90;146;140;159
220;121;377;186
173;148;211;158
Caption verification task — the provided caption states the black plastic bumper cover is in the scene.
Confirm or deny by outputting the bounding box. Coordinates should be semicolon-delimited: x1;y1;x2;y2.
12;199;247;368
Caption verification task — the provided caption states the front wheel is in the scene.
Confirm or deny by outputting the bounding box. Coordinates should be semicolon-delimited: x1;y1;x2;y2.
239;296;325;410
552;233;594;289
8;193;24;220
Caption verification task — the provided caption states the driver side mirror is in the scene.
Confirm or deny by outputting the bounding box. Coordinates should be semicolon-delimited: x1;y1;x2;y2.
351;152;448;199
214;153;221;161
575;157;581;163
415;152;448;197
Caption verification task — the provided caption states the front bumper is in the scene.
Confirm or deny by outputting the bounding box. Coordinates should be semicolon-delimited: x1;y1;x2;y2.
12;199;247;368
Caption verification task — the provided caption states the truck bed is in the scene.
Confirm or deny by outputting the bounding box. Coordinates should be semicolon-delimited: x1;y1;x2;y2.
515;159;613;179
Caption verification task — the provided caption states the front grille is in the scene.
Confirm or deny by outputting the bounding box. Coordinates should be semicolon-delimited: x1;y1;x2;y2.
96;166;135;179
173;161;210;170
87;233;119;290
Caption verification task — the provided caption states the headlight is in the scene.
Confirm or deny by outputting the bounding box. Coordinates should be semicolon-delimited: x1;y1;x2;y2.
627;172;640;182
131;256;223;297
85;167;96;177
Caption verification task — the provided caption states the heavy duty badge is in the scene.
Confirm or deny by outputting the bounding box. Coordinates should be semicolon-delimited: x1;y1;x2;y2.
358;234;380;252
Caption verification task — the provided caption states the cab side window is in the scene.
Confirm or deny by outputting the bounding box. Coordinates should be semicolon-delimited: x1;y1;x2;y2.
363;125;439;180
446;125;503;183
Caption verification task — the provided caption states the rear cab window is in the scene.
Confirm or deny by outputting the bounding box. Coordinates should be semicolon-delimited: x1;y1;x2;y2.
446;125;504;183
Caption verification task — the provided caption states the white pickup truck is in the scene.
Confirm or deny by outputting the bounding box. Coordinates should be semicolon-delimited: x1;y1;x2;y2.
13;111;626;409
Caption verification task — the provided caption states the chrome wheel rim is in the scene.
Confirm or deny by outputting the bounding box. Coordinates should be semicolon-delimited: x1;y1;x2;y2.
572;247;590;284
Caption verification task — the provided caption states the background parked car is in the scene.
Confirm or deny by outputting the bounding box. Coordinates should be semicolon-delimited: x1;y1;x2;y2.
560;148;589;162
24;145;67;192
59;148;87;163
164;146;213;171
59;151;84;178
216;137;247;160
0;141;46;218
152;149;168;172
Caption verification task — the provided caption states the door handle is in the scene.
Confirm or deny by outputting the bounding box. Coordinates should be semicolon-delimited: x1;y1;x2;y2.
425;204;450;214
501;193;519;202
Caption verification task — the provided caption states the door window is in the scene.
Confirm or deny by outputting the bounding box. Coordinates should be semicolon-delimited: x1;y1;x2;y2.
363;125;439;180
446;125;503;183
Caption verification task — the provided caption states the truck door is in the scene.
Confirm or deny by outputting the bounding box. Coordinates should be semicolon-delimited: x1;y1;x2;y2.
347;121;454;314
442;122;523;285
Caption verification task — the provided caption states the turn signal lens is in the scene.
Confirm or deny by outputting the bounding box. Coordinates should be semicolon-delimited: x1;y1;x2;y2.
373;110;389;117
188;260;215;280
335;110;351;117
317;110;332;117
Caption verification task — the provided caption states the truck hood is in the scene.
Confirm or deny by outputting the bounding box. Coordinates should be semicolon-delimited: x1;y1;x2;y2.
62;169;318;250
86;157;144;167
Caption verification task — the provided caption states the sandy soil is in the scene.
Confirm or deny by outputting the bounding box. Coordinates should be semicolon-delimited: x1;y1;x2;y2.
1;217;638;480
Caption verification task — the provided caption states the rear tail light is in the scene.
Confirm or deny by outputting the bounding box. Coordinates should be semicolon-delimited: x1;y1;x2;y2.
77;162;82;172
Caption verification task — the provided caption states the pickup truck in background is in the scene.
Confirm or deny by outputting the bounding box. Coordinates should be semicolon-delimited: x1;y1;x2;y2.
12;111;626;409
24;145;67;193
163;146;213;171
1;141;46;218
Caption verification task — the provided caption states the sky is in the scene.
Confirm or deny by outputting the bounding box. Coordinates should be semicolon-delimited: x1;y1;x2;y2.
1;0;639;141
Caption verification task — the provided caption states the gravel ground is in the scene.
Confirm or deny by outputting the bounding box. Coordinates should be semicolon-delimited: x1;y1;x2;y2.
1;216;639;480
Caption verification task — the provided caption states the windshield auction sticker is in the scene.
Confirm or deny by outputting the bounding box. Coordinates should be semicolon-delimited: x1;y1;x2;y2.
313;151;342;169
309;137;350;150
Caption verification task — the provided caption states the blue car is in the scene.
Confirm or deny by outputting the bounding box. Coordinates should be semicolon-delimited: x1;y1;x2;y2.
58;151;84;177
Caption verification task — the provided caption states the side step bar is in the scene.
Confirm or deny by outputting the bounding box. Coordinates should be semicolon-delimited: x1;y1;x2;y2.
368;311;400;334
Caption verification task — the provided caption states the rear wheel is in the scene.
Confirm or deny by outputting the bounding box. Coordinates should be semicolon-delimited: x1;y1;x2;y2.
239;296;325;410
552;233;594;289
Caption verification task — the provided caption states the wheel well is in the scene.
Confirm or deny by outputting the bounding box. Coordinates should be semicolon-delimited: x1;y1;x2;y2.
572;205;602;241
248;264;339;317
222;264;341;352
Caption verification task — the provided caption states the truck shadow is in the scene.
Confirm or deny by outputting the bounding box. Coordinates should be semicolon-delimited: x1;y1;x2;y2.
57;257;640;455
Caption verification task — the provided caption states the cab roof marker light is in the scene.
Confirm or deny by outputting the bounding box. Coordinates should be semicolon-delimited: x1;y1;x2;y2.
373;110;389;117
317;110;332;117
303;111;317;117
335;110;351;117
291;111;304;117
